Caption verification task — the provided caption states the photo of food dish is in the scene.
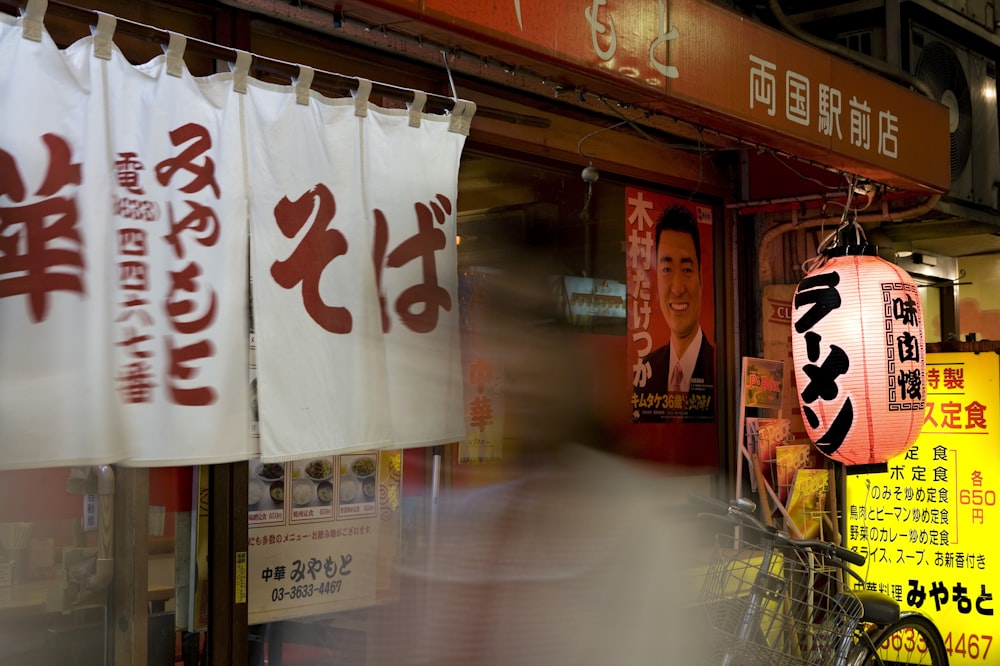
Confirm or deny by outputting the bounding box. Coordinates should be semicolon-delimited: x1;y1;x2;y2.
287;456;335;508
337;454;378;505
349;456;376;478
248;479;265;507
362;476;376;501
339;475;361;503
304;458;333;481
292;479;314;506
256;462;284;482
248;462;286;515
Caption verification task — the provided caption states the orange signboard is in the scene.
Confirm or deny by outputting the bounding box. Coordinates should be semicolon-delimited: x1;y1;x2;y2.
347;0;950;192
661;1;949;192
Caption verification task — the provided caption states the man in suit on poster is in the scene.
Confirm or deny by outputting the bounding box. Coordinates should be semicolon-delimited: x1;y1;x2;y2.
639;204;715;420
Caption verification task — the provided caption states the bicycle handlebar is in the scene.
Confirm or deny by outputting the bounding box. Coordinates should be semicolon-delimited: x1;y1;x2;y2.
689;494;866;567
805;538;866;566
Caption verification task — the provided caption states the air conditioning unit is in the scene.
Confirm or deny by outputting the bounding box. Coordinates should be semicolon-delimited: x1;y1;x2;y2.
908;22;1000;208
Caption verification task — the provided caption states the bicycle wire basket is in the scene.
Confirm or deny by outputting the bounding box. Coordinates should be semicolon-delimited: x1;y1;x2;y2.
699;532;864;666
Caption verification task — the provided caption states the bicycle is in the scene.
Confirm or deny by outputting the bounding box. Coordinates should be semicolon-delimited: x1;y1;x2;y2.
691;495;949;666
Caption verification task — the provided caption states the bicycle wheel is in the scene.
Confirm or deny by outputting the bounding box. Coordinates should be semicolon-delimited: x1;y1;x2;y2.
860;613;949;666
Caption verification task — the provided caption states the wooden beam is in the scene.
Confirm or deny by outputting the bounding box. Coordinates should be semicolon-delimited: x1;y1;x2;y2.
112;467;149;666
208;462;249;664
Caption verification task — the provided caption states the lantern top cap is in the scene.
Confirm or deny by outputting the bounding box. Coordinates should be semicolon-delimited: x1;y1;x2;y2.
816;209;876;257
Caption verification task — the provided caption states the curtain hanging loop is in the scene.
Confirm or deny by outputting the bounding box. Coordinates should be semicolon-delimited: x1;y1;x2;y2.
231;49;252;94
294;65;315;106
164;31;186;78
448;99;476;135
20;0;46;41
407;90;427;128
352;78;372;117
91;11;115;60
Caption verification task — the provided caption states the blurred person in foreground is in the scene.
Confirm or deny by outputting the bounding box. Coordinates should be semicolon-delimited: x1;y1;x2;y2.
369;251;716;666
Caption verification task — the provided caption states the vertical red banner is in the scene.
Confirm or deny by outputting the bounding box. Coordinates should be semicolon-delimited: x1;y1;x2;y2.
458;270;504;463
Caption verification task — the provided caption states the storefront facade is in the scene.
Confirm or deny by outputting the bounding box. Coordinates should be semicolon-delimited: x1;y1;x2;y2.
2;0;985;664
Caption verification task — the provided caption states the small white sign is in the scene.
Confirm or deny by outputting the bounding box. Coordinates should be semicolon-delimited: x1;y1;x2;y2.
83;493;98;532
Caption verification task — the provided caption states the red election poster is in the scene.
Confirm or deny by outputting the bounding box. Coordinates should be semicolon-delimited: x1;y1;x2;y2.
626;189;715;423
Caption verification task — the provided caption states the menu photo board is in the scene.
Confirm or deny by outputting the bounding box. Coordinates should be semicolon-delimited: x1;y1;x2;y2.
247;451;402;623
845;352;999;666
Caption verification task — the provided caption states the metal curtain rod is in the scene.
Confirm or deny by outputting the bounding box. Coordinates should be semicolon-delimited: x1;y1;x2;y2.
0;0;462;113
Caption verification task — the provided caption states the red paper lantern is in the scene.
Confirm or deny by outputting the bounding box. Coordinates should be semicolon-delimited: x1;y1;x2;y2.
791;245;925;467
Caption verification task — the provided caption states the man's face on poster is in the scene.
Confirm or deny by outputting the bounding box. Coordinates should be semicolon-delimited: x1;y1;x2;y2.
656;229;702;344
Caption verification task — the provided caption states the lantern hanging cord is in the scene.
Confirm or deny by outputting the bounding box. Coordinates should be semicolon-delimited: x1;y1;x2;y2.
802;175;869;273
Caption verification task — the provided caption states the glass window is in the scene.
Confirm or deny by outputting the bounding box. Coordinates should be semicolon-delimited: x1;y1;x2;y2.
0;467;114;665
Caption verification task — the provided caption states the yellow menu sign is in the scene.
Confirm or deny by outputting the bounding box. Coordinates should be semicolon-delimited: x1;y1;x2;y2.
846;352;998;665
